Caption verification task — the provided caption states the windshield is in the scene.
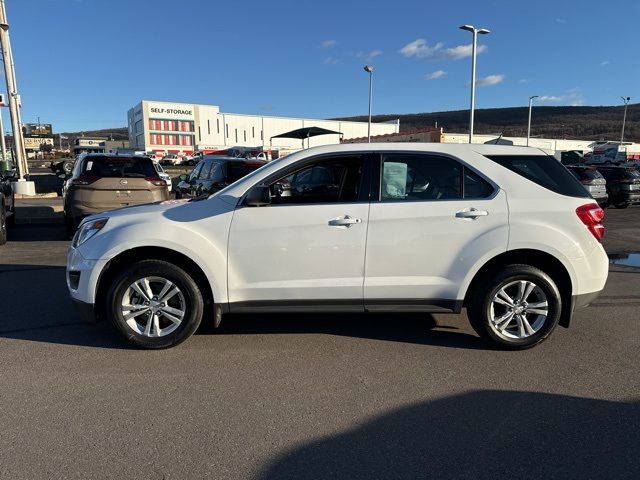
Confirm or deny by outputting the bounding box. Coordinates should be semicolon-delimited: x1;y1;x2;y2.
82;156;156;178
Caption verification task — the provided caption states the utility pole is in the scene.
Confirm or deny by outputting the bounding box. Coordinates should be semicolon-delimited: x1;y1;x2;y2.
364;65;373;142
0;109;6;161
620;96;630;144
526;95;538;146
460;25;490;144
0;0;32;193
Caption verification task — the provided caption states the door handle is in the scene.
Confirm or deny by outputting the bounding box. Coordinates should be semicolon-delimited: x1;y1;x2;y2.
328;215;363;227
455;208;489;219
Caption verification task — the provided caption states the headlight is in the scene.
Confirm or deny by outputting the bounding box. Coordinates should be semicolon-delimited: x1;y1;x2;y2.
72;218;109;248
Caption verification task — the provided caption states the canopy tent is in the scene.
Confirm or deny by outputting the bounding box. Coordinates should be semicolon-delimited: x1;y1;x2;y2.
270;126;343;148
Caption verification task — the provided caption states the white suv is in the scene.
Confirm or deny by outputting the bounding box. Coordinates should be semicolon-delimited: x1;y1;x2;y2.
66;144;609;349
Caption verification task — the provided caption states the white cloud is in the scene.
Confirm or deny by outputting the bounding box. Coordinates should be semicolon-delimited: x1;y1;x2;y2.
425;70;447;80
366;50;382;60
537;95;563;102
600;60;610;67
555;18;565;23
534;90;585;106
323;56;338;65
518;79;528;84
475;74;505;87
320;40;337;49
400;38;486;60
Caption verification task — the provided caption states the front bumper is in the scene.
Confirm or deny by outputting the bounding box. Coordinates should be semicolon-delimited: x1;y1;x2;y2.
67;246;109;305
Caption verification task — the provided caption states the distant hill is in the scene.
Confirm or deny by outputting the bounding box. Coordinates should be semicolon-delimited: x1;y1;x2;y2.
57;104;640;145
338;104;640;142
56;127;129;143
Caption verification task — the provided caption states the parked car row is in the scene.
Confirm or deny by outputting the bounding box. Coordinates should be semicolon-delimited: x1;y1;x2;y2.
566;164;640;208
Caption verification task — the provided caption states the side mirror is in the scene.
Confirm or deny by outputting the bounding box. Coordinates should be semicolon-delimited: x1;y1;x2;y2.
179;173;188;182
245;185;271;207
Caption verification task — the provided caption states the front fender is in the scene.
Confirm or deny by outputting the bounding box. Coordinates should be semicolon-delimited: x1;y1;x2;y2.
78;215;232;305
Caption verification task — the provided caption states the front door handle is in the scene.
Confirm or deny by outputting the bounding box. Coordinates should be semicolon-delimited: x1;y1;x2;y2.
455;208;489;219
328;215;363;228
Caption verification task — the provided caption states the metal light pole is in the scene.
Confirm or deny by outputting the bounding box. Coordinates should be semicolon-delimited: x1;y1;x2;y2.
620;96;630;144
460;24;490;144
364;65;373;142
0;0;29;187
526;95;538;146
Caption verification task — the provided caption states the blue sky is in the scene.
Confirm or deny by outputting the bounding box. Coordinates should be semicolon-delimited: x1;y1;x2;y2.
2;0;638;132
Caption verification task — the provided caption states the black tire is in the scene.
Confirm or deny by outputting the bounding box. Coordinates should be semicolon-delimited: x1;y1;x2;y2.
6;194;15;227
106;259;204;349
467;264;562;350
175;190;182;199
613;202;629;209
0;204;7;245
64;211;77;239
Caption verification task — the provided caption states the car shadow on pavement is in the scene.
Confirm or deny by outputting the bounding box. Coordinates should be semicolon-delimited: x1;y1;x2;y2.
0;263;484;350
257;390;640;480
0;264;131;349
201;312;488;350
7;223;68;242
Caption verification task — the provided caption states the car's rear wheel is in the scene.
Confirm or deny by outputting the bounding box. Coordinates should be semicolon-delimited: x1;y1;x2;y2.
106;259;204;349
467;265;561;350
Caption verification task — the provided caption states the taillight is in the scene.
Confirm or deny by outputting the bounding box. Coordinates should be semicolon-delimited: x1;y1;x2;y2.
71;174;99;186
145;176;167;187
576;203;605;242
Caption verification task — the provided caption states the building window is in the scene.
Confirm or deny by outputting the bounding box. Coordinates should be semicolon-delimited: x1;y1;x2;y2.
198;126;201;142
226;124;229;138
235;128;238;143
244;130;247;142
207;120;211;135
261;130;263;141
252;127;255;138
217;119;220;133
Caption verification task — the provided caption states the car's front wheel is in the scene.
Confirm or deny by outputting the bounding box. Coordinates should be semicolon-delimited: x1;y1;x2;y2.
106;259;204;349
467;265;561;350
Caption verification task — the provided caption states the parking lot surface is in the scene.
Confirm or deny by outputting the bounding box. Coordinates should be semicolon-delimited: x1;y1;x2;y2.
0;209;638;479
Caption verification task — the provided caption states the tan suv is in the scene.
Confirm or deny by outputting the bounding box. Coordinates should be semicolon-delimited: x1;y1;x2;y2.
62;154;169;234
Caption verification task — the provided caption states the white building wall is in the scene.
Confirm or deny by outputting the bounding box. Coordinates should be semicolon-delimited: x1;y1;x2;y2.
128;100;399;155
442;133;594;152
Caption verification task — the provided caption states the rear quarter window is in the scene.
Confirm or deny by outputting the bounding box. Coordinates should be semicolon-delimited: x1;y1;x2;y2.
486;154;588;198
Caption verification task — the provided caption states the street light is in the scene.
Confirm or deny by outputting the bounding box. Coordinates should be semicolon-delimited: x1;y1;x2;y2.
364;65;373;142
621;96;631;144
526;95;538;146
459;24;490;144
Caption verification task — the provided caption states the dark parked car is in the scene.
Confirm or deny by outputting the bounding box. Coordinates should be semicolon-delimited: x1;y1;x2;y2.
175;156;266;199
566;165;608;207
0;168;16;245
596;166;640;208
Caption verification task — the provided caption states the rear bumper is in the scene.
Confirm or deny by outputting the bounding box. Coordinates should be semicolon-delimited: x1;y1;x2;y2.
573;289;602;309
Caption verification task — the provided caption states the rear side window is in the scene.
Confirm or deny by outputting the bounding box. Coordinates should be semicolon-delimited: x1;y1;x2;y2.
380;154;494;201
486;155;588;198
82;156;156;178
226;162;264;183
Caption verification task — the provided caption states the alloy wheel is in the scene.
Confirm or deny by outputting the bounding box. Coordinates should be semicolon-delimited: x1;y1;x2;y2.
488;280;549;340
121;276;186;337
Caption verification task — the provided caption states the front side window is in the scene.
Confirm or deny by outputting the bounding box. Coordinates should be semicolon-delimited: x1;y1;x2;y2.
189;162;204;181
199;161;213;180
269;156;363;204
381;154;462;201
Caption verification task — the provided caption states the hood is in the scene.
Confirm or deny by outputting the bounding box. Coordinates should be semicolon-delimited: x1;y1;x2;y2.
83;198;191;223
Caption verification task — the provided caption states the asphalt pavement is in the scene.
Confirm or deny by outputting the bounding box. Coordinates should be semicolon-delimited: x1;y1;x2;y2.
0;208;638;479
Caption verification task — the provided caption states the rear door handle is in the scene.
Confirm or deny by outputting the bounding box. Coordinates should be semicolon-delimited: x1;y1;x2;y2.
455;208;489;219
328;215;363;228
